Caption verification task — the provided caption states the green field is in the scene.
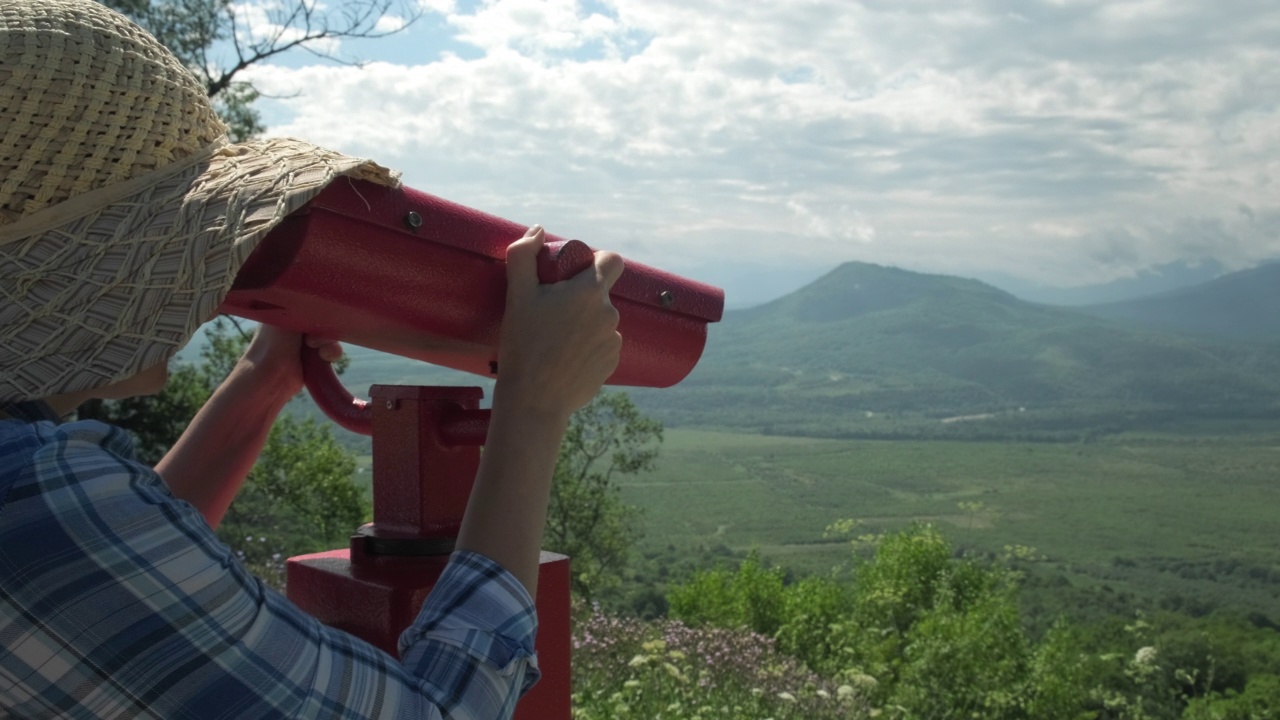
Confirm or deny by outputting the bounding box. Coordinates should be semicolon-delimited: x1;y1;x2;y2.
618;429;1280;620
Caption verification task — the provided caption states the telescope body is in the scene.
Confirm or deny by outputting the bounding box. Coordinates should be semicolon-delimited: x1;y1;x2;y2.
221;179;723;388
217;180;723;720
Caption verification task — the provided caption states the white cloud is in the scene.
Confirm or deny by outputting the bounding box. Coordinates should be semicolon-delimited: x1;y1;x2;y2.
417;0;456;13
444;0;622;57
374;14;408;33
243;0;1280;295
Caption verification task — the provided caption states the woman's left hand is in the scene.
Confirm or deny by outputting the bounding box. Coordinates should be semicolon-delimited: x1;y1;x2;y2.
239;324;343;400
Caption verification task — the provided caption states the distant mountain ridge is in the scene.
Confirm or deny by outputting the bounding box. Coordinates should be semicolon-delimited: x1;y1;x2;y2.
630;261;1280;438
984;259;1228;306
1079;262;1280;342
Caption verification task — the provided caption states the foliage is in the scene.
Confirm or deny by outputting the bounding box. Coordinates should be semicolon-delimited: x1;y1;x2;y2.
1183;674;1280;719
571;607;869;720
667;526;1096;718
218;415;363;587
667;550;788;636
212;82;266;143
1084;613;1280;720
660;524;1280;719
546;391;661;602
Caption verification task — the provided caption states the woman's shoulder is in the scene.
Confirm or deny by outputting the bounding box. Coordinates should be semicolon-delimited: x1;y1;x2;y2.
1;415;138;457
1;415;149;510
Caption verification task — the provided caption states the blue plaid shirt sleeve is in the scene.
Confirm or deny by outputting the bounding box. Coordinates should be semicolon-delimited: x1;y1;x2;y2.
0;404;540;720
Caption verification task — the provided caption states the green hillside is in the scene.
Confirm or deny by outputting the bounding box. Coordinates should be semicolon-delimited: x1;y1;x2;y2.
270;260;1280;442
1081;261;1280;341
631;262;1280;439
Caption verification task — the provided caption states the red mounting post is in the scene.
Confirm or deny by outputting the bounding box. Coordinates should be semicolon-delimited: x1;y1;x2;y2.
286;354;570;719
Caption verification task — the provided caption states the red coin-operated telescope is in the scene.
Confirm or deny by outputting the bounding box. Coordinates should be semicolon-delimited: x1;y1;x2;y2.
218;178;724;719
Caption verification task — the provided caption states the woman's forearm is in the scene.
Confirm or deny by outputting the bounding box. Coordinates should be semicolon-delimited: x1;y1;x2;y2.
455;391;571;600
155;362;292;528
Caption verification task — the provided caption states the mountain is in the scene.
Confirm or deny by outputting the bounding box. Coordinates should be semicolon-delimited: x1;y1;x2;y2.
630;262;1280;438
1078;262;1280;342
982;259;1227;306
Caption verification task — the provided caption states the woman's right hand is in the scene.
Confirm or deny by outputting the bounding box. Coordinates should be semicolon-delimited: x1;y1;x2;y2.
493;225;624;422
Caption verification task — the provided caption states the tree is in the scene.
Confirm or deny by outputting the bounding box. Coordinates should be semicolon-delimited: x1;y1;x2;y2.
100;0;420;140
667;525;1102;718
1184;674;1280;720
217;412;365;589
545;391;662;602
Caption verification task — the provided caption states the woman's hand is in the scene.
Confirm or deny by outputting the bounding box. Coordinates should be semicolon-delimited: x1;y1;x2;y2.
157;326;341;528
457;224;625;596
238;325;344;401
492;225;624;422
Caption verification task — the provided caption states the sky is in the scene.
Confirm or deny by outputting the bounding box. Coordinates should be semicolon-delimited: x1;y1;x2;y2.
234;0;1280;307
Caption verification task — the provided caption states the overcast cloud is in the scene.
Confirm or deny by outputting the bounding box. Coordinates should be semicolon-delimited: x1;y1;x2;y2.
243;0;1280;304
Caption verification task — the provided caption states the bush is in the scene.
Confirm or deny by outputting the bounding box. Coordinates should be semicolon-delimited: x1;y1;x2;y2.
660;526;1280;719
571;609;868;719
667;525;1097;717
1183;674;1280;719
667;550;787;635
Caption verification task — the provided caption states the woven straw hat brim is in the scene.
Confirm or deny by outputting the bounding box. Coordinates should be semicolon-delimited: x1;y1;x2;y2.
0;136;399;402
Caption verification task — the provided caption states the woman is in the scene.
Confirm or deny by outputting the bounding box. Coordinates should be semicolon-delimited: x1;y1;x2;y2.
0;1;620;717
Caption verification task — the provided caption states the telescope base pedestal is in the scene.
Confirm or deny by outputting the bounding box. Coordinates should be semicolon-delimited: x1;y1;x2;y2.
286;548;571;720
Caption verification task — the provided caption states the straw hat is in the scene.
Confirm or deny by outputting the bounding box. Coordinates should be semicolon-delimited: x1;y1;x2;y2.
0;0;400;402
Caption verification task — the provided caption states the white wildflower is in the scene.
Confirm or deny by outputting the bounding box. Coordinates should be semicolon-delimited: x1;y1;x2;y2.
1134;646;1158;666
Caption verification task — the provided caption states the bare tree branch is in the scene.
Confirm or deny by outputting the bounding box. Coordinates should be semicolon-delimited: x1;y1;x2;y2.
104;1;421;122
204;0;422;98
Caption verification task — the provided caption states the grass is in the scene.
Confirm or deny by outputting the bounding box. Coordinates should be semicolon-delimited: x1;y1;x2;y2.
352;427;1280;620
617;429;1280;619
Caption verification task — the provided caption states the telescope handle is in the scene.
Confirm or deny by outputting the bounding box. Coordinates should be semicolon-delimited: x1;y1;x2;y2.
301;345;373;436
537;238;597;284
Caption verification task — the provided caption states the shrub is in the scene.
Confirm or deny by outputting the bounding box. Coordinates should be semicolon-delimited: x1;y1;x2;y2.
572;609;868;719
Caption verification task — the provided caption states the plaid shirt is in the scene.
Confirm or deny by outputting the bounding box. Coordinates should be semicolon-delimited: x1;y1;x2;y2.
0;401;539;719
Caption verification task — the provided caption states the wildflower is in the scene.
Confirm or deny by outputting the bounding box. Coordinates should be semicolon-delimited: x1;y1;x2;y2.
623;680;641;689
848;673;878;689
1134;646;1158;666
837;685;856;700
641;639;667;654
628;654;649;668
777;692;796;703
